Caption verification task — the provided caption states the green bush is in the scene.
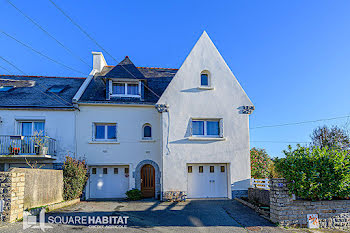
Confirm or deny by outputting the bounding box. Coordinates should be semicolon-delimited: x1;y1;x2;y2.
275;145;350;200
63;156;88;201
126;189;142;200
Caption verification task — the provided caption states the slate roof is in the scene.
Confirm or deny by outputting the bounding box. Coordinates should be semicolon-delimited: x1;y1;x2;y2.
79;57;178;104
105;57;146;80
0;75;85;109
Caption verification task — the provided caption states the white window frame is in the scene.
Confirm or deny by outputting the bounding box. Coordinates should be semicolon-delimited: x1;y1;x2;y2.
16;120;45;136
109;80;141;98
92;123;118;141
190;119;223;138
142;123;152;140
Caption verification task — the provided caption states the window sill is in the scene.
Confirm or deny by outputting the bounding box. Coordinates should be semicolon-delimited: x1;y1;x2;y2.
89;141;120;144
187;137;226;141
140;139;156;142
110;94;141;98
197;86;214;90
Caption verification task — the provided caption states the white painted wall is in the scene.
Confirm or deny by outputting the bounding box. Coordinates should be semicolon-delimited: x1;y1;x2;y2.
0;109;77;163
75;104;162;194
157;32;253;197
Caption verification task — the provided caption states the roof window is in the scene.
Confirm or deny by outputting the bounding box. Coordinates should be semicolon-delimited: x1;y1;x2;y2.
48;86;65;93
0;86;14;92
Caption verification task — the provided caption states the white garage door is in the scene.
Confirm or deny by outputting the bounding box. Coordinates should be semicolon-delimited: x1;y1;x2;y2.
89;166;129;199
187;164;228;198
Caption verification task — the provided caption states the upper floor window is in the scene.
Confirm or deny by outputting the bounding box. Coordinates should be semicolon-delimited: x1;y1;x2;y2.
191;119;222;137
94;123;117;141
18;121;45;136
200;71;210;86
142;124;152;140
111;81;140;97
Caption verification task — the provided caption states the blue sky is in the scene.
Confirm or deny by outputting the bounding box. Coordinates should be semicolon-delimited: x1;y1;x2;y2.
2;0;350;157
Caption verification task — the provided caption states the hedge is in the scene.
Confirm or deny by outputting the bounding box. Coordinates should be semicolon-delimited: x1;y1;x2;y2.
275;145;350;200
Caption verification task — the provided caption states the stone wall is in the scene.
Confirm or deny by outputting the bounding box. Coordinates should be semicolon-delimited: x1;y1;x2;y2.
248;188;270;206
0;171;25;222
10;168;63;209
270;178;350;229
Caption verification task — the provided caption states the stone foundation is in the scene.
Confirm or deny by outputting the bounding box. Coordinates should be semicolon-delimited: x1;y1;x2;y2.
162;191;186;202
270;178;350;229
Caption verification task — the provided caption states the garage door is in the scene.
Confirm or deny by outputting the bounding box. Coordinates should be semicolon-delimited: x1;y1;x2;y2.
89;166;129;199
187;164;228;198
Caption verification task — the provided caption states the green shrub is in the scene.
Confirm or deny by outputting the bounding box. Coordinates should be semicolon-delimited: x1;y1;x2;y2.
250;147;272;178
275;145;350;200
126;189;142;200
63;156;88;201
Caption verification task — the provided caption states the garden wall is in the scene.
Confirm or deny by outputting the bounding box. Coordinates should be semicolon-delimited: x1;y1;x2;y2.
270;178;350;229
248;188;270;206
9;168;63;209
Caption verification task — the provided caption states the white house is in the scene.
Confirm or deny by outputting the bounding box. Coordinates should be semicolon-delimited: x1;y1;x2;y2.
74;31;254;200
0;75;85;171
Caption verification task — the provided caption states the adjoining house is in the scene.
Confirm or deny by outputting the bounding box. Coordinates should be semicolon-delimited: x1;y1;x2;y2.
0;75;85;170
74;31;254;200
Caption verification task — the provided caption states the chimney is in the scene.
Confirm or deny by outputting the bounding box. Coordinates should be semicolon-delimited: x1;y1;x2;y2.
92;52;107;72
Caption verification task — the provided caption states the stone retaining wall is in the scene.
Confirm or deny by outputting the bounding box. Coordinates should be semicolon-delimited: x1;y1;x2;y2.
248;188;270;206
270;178;350;229
0;171;25;222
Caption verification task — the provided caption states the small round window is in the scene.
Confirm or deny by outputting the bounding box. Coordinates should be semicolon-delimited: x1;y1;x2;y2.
143;124;152;139
200;71;210;86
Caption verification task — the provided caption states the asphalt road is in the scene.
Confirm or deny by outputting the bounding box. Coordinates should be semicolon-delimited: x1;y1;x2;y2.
0;199;336;233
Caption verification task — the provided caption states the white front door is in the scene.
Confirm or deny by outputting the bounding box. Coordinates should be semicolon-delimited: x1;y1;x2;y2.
89;166;129;198
187;164;228;198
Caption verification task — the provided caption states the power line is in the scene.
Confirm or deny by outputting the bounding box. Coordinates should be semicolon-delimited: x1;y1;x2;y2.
0;64;12;74
6;0;91;69
0;56;26;75
48;0;162;99
250;140;310;144
250;115;350;129
2;32;87;76
48;0;118;63
0;56;73;106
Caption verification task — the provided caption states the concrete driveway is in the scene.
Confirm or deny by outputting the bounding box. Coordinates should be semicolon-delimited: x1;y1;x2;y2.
0;199;325;232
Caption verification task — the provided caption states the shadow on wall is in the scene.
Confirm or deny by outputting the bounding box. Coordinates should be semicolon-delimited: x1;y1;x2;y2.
231;179;251;190
45;199;273;227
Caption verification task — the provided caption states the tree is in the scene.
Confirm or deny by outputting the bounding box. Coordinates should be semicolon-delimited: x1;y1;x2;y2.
310;125;350;150
63;156;88;200
250;147;272;178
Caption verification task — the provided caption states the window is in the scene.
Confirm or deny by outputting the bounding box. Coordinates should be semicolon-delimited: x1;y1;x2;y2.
92;168;96;174
188;166;192;173
18;121;45;136
200;71;210;86
103;168;108;174
111;82;140;97
125;167;129;174
48;86;65;93
0;86;13;92
210;166;214;173
220;166;225;173
94;123;117;141
114;168;118;174
199;166;203;173
142;124;152;139
191;119;221;137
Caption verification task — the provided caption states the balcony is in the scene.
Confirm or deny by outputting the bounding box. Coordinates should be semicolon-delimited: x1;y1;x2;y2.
0;135;56;157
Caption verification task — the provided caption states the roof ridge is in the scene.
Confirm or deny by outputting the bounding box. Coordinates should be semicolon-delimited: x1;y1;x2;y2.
104;65;177;70
0;74;85;79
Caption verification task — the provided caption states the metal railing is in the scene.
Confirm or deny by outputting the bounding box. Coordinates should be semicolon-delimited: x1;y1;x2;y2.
251;178;270;190
0;135;56;156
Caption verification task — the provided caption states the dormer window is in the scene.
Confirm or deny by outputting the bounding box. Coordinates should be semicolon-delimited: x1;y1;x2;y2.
111;81;141;97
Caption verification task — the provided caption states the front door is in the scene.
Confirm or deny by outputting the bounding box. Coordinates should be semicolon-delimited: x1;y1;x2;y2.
141;164;155;198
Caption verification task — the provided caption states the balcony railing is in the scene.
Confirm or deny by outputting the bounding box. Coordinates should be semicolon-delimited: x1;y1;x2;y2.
0;135;56;157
